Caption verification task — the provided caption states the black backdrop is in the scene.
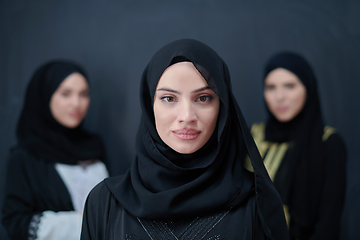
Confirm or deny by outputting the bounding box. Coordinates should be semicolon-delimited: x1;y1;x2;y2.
1;0;359;239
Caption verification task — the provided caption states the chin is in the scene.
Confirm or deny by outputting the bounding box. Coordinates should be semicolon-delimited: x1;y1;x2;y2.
172;145;199;154
277;116;293;123
273;109;300;122
174;148;196;154
61;121;82;129
175;142;208;154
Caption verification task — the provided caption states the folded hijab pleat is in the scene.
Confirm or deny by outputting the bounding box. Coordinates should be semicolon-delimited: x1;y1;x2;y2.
16;60;104;164
106;39;288;239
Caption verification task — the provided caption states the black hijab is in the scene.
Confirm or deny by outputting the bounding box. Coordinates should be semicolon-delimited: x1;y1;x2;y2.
106;39;288;239
16;60;104;165
264;52;325;234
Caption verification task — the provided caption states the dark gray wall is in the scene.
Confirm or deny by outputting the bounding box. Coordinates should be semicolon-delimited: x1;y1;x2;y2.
1;0;359;239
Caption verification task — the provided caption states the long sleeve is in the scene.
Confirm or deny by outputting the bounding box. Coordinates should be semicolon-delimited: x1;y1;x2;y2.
2;146;109;240
2;148;41;239
2;147;74;239
309;133;347;240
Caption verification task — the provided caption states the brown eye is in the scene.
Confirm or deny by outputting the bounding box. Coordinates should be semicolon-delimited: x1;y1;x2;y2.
285;83;295;89
161;96;176;103
197;95;212;102
61;92;70;97
199;96;207;102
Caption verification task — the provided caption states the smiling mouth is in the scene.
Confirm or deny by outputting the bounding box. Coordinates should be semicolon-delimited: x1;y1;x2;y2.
172;129;201;140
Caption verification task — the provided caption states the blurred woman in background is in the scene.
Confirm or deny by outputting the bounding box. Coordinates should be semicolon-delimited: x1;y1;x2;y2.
2;60;108;240
250;52;346;240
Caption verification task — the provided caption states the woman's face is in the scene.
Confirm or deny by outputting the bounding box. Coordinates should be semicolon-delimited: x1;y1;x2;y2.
49;72;90;128
153;62;220;154
264;68;307;122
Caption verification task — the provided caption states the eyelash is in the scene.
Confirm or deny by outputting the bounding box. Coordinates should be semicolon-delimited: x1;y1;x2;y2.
196;95;213;102
161;96;176;103
160;95;213;103
265;84;296;91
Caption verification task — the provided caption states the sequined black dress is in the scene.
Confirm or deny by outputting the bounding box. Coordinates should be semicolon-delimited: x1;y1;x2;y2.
81;176;268;240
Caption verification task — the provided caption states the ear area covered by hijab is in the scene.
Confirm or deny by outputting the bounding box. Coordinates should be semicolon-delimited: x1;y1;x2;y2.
16;60;105;165
105;39;289;240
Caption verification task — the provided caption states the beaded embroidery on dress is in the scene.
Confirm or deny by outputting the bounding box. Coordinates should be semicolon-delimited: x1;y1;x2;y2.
137;209;230;240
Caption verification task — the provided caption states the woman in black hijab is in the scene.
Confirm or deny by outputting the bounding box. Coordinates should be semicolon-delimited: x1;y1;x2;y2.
2;60;108;240
81;39;289;240
250;52;346;239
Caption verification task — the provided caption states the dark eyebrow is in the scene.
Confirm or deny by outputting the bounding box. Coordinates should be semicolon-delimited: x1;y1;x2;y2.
58;87;72;91
59;87;89;92
156;88;181;94
156;86;211;95
192;86;211;93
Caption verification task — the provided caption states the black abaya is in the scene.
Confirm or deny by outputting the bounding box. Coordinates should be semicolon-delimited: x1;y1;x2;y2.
81;39;289;240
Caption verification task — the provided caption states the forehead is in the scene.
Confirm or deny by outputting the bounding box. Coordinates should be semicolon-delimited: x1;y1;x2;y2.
265;68;302;84
58;72;88;89
156;62;208;89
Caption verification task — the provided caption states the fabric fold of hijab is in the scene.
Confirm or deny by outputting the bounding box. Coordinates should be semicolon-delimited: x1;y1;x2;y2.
106;39;287;239
16;60;104;165
263;52;326;230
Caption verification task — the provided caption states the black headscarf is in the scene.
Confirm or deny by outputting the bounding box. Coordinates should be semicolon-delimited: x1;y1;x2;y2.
16;60;104;165
264;52;325;235
106;39;288;239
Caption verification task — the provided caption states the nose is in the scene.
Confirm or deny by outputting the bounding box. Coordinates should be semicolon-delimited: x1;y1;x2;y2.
71;95;81;108
178;101;197;124
275;89;285;101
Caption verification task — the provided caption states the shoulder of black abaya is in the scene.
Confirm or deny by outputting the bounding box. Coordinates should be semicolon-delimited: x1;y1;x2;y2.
84;179;115;216
324;131;347;158
88;175;127;203
7;145;38;166
9;144;29;156
87;179;111;201
103;175;126;194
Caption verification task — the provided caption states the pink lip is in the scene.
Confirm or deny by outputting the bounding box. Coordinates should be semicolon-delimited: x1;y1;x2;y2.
69;112;82;118
276;106;288;112
172;129;201;140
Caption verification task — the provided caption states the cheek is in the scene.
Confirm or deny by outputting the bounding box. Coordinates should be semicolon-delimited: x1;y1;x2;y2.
292;90;307;109
50;96;65;116
264;92;274;108
154;104;170;132
200;105;219;129
81;98;90;112
49;95;69;126
156;110;174;125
